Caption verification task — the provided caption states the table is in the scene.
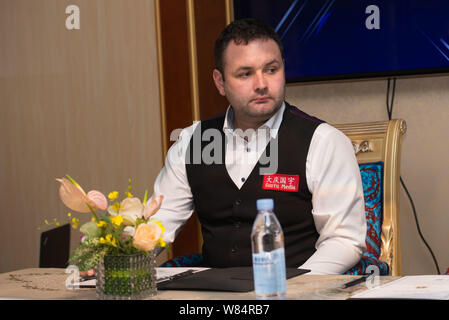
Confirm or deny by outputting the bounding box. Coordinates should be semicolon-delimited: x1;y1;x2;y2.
0;268;399;300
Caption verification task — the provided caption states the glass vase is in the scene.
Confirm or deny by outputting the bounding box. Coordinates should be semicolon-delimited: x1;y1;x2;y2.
95;251;157;300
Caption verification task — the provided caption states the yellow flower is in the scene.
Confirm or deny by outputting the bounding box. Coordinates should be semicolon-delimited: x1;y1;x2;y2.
112;202;121;212
108;197;144;226
111;215;123;227
125;191;133;198
108;191;119;201
152;220;165;234
96;221;107;228
91;217;96;222
104;234;117;247
71;217;79;229
100;237;106;244
158;237;167;247
67;212;72;217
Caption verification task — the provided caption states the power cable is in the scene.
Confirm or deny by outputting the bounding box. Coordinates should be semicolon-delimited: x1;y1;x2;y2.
386;78;441;274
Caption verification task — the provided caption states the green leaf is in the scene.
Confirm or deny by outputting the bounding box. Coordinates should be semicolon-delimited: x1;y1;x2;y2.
86;203;100;222
142;189;148;205
135;218;146;227
79;221;100;238
99;215;112;224
65;174;80;187
68;239;110;271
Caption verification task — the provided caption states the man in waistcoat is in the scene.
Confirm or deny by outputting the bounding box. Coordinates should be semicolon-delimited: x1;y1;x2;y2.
151;18;366;274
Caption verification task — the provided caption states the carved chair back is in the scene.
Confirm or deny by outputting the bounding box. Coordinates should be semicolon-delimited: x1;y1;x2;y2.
334;119;406;276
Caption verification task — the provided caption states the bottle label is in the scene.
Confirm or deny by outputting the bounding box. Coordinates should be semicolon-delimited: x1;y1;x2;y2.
252;248;286;295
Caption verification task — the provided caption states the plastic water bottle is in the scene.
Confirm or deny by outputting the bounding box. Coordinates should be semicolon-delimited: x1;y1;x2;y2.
251;198;287;300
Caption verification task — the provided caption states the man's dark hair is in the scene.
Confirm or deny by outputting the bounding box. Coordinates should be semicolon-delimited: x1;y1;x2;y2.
214;18;284;76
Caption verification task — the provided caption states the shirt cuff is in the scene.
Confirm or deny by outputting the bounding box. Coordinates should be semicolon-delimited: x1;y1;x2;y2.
298;239;363;275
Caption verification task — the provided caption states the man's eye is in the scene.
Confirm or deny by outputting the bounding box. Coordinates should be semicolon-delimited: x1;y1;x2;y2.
266;67;277;74
239;72;250;78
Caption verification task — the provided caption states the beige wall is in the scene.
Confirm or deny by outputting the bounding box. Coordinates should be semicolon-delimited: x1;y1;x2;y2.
286;75;449;275
0;0;166;272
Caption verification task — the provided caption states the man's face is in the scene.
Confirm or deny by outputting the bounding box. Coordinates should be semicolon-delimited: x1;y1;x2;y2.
213;38;285;129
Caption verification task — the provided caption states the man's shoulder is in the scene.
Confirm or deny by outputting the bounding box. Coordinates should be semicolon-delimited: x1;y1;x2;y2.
285;102;326;125
283;102;350;144
312;122;353;149
203;111;227;122
182;111;226;131
199;111;227;130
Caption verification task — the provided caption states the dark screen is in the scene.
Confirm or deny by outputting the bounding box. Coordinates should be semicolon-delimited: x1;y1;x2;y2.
234;0;449;82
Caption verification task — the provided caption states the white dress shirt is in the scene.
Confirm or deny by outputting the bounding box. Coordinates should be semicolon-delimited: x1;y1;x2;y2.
151;102;366;275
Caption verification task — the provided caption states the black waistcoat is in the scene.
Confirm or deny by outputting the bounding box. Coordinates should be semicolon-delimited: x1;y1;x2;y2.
185;102;323;267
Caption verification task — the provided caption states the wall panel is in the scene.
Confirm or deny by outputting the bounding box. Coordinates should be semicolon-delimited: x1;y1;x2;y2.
0;0;164;272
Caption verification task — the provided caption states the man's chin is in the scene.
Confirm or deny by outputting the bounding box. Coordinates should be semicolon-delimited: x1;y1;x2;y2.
248;101;282;118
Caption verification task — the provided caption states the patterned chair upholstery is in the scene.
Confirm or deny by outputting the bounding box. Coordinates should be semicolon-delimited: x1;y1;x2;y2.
161;120;407;277
335;119;406;276
159;252;204;267
345;162;389;275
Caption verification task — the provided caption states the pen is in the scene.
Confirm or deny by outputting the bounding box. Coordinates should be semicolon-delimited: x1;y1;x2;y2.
66;284;96;289
341;274;370;289
157;269;195;284
80;275;96;282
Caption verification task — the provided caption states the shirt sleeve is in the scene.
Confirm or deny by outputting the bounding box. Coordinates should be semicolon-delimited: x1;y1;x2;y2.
150;122;200;243
299;123;367;275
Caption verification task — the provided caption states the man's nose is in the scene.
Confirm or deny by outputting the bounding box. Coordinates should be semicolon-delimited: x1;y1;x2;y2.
254;72;268;91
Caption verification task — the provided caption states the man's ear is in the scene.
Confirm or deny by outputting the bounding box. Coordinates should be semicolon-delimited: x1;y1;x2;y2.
213;69;225;96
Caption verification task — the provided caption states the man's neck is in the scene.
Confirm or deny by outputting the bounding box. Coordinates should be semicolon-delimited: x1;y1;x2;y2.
233;116;267;132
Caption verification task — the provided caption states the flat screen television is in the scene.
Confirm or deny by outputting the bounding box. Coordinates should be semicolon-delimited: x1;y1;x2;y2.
233;0;449;83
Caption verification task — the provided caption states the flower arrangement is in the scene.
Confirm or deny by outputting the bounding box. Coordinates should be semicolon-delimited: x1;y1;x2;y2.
55;174;166;272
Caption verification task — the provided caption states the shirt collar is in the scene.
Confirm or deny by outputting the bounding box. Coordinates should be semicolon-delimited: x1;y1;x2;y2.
223;102;285;139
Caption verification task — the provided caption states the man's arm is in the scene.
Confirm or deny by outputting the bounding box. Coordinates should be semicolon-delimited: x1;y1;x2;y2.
150;122;200;244
300;123;366;274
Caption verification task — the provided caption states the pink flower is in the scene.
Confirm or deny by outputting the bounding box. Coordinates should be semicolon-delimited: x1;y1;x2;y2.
56;177;107;213
132;222;162;251
143;195;164;219
86;190;108;210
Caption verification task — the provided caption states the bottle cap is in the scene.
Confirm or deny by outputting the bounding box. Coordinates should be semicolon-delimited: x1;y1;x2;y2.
256;198;274;211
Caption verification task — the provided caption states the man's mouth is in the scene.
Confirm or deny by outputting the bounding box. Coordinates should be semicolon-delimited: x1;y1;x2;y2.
251;96;271;103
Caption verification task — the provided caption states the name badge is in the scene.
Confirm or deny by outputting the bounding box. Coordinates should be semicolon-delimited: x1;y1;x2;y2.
262;174;299;192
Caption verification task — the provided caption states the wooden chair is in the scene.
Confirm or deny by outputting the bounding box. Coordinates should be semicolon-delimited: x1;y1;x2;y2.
334;119;406;276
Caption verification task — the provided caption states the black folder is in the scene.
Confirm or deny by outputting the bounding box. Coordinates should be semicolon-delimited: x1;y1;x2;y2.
39;223;71;268
157;267;310;292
